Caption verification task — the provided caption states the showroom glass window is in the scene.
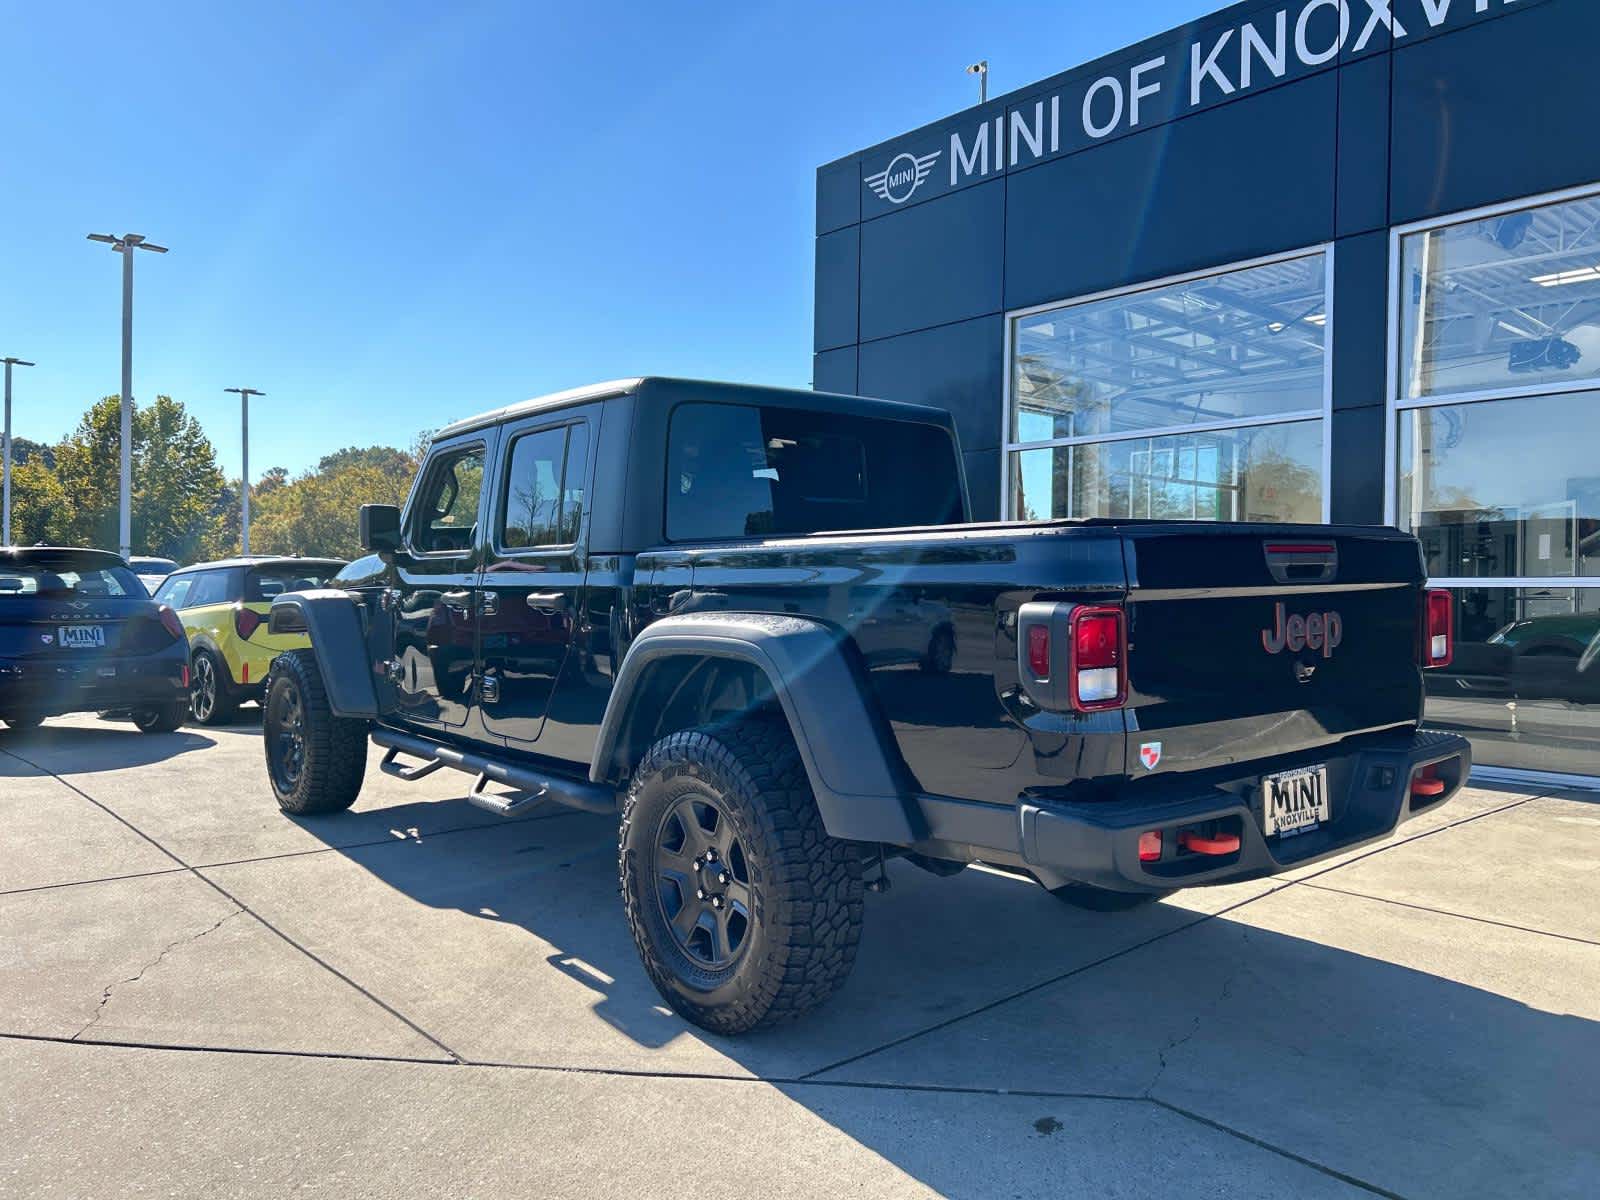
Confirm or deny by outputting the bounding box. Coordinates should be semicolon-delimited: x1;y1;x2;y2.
1393;188;1600;779
1006;251;1329;524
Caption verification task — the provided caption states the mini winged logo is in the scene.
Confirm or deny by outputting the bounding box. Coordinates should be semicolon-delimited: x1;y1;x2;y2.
865;150;941;205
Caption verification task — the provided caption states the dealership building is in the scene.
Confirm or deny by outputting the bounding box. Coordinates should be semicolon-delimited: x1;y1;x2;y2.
814;0;1600;784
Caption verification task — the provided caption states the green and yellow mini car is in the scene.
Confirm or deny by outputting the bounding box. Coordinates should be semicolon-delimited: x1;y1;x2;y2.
152;557;345;724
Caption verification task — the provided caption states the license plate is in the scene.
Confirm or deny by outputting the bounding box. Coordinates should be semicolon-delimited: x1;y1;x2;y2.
1262;764;1330;838
58;625;106;649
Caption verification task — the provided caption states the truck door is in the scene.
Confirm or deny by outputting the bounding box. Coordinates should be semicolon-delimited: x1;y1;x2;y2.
476;409;595;749
391;434;492;728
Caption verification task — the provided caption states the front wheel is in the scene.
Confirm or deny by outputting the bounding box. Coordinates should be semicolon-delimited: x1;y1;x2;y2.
619;721;864;1035
263;650;367;815
133;702;188;734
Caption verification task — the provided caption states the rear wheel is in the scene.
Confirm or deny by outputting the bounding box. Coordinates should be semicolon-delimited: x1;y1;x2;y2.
1049;883;1166;912
263;650;367;815
619;720;864;1035
189;648;239;726
132;702;189;734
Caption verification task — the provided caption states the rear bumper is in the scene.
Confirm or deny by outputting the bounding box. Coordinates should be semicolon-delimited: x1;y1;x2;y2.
0;647;189;716
914;728;1472;894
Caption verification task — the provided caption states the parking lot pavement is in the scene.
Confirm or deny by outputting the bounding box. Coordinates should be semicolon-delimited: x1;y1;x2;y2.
2;715;1597;1198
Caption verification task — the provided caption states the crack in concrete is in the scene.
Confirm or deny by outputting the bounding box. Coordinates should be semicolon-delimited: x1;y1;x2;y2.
71;909;244;1041
1143;928;1247;1099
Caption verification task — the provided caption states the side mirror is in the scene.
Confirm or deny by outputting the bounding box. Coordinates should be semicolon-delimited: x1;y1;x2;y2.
360;504;402;557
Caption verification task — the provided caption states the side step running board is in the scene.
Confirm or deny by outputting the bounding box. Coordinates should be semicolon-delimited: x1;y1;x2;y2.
372;727;616;817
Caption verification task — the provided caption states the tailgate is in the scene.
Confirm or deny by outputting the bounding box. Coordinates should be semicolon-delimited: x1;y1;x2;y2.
1121;525;1424;776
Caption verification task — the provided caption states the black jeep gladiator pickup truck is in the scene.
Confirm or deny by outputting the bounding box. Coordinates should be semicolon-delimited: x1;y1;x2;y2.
263;377;1470;1034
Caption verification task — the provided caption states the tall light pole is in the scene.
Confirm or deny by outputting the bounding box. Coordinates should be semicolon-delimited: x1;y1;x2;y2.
966;60;989;104
223;387;265;555
87;232;168;559
2;357;35;546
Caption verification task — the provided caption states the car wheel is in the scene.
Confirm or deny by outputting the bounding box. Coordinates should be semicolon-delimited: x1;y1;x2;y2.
920;626;955;674
2;712;45;732
133;702;189;734
189;648;239;726
1049;883;1167;912
619;720;864;1034
263;650;367;815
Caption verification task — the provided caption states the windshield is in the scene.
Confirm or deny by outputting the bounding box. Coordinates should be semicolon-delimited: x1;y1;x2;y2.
246;565;344;602
0;564;145;598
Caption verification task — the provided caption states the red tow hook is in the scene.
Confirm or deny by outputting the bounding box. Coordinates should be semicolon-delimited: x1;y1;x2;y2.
1411;768;1447;797
1179;831;1241;856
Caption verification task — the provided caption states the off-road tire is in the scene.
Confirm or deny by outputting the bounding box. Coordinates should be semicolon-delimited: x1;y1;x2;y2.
263;650;367;815
619;720;864;1034
190;647;240;726
1050;883;1167;912
133;702;189;734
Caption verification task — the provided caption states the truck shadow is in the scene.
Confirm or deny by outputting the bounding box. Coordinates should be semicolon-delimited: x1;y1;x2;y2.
291;794;1599;1198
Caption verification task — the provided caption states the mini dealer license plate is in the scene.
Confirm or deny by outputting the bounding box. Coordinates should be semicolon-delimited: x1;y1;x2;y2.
1262;764;1330;838
58;625;106;649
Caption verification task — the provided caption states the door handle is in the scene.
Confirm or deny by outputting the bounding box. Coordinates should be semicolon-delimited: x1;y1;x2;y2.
526;592;568;614
441;590;474;610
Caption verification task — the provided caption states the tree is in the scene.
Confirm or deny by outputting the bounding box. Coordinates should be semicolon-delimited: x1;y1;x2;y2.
7;459;71;545
52;395;229;560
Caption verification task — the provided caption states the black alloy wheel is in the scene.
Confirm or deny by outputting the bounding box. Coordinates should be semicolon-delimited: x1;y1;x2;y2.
652;793;754;970
264;673;308;797
190;651;220;723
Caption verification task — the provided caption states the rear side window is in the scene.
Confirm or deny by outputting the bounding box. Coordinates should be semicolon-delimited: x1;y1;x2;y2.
246;566;339;601
501;423;589;550
666;403;964;541
0;564;143;598
411;445;486;554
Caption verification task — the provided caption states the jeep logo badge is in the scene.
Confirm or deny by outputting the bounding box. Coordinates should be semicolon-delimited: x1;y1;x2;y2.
1261;602;1342;659
865;150;941;205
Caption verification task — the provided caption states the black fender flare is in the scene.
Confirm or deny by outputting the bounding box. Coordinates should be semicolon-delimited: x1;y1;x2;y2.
590;612;921;844
268;590;381;719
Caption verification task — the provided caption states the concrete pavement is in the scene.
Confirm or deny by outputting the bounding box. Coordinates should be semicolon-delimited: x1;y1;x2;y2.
2;713;1596;1198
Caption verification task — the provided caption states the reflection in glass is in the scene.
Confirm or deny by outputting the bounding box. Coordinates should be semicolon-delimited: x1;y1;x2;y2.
1426;587;1600;776
1011;254;1326;443
1401;192;1600;398
1010;419;1321;523
1397;393;1600;579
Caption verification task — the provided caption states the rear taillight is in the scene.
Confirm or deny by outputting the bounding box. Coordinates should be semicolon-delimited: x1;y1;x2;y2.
1421;589;1453;669
1069;605;1126;712
158;605;186;643
1138;830;1162;862
234;603;263;641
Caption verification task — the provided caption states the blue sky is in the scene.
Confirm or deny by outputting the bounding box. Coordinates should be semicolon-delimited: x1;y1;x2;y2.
1;0;1209;479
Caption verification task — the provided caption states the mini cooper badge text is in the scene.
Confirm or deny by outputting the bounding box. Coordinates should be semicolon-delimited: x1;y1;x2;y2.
1261;602;1343;659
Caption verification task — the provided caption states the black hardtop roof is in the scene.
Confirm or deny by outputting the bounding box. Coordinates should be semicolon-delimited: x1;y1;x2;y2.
0;546;128;567
433;376;959;440
170;556;347;574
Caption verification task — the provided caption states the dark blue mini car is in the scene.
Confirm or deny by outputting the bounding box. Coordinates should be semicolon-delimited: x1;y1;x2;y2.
0;546;192;733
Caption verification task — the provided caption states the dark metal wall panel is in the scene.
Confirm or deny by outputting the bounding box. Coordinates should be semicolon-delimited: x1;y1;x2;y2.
857;315;1005;454
858;180;1004;343
1391;0;1594;225
814;226;859;353
812;346;858;396
1330;405;1386;526
1335;54;1390;237
816;156;861;236
1331;230;1389;413
963;448;1002;522
1003;70;1338;314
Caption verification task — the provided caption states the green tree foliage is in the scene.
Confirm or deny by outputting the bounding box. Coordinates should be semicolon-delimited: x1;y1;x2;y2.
249;439;425;560
51;396;230;560
7;459;70;545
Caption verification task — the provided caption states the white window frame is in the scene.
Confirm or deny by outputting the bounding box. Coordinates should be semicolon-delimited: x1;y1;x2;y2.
1001;245;1335;523
1383;180;1600;590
